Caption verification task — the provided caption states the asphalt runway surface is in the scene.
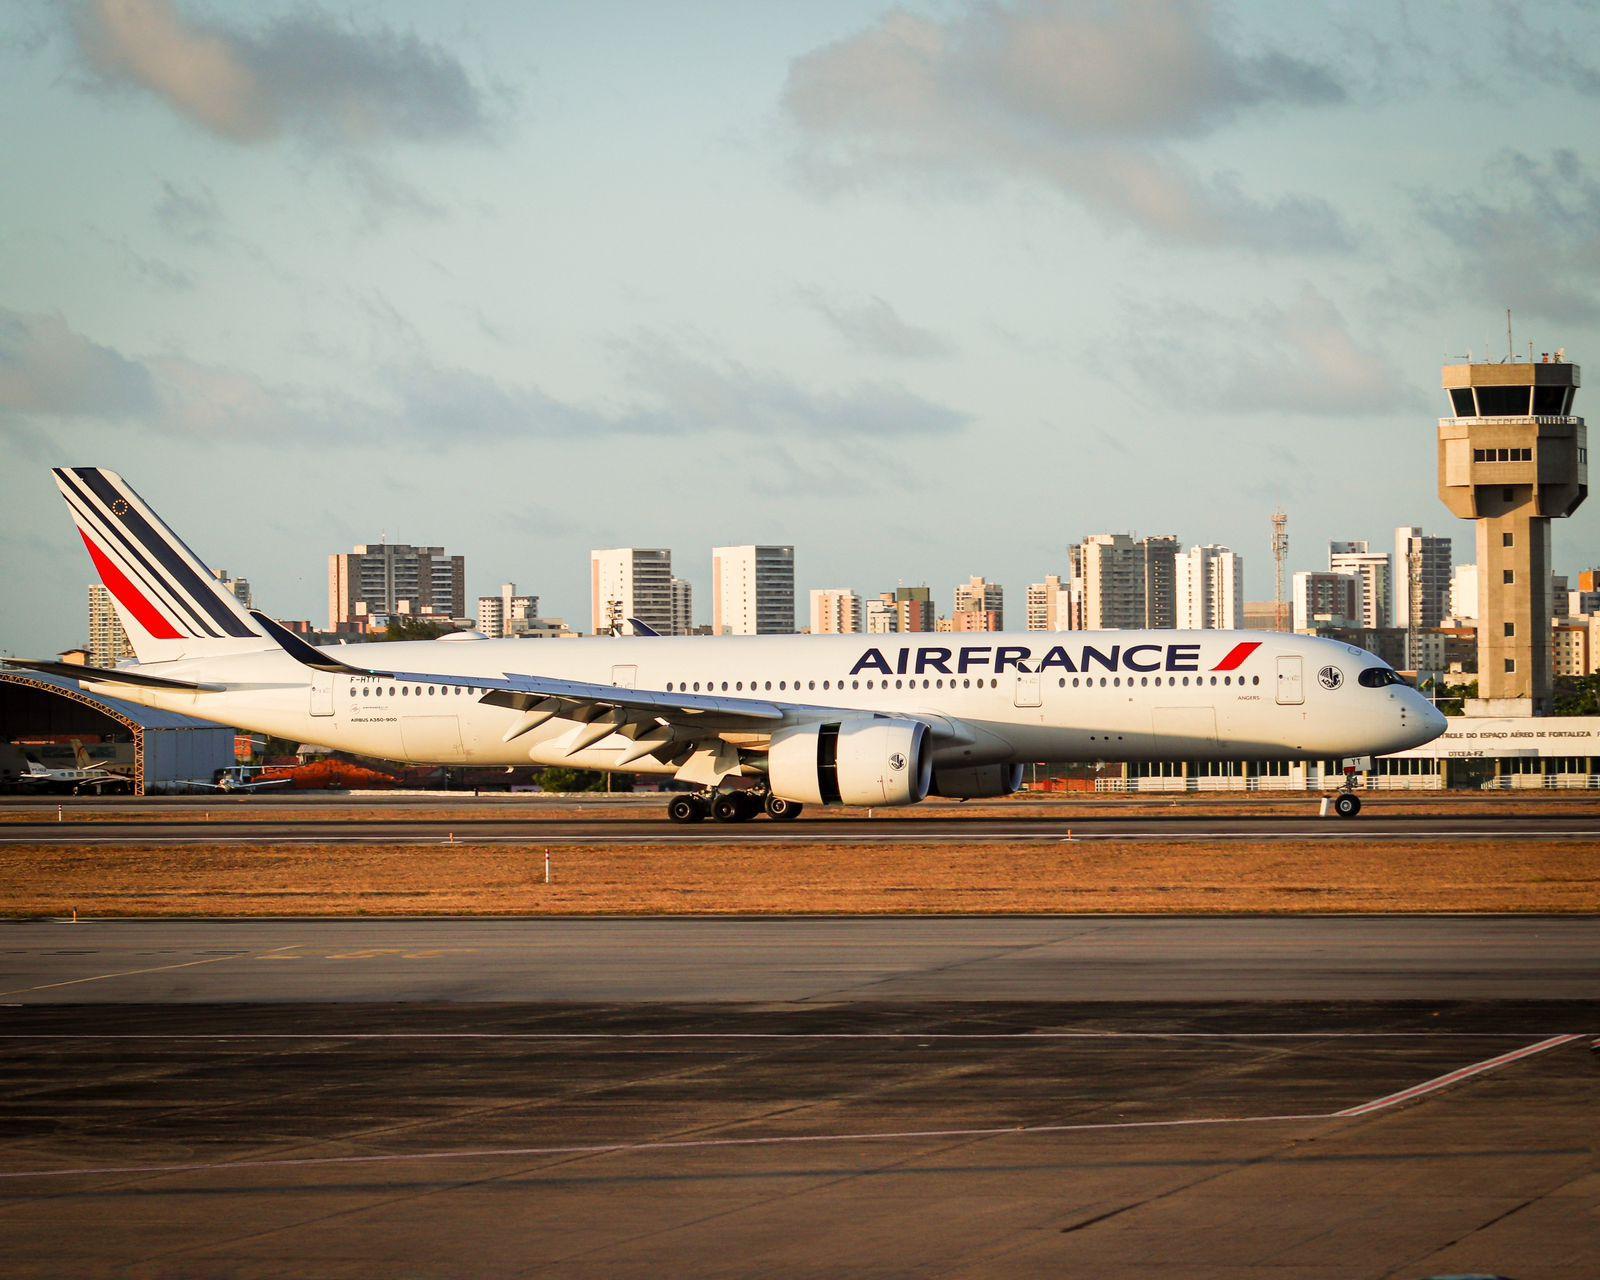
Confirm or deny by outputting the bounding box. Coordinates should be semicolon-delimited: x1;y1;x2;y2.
4;811;1599;845
0;918;1597;1277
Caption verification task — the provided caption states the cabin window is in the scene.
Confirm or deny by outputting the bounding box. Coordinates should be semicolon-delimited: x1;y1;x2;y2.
852;680;860;690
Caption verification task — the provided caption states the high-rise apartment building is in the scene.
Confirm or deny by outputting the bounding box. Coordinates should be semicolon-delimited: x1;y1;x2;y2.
809;588;862;634
1293;570;1359;631
712;545;795;635
87;584;135;668
591;548;674;636
210;568;252;610
329;542;465;631
1450;563;1479;621
1328;541;1390;629
893;585;934;633
1071;534;1179;629
1393;526;1454;631
1175;545;1244;630
1026;574;1070;630
476;583;539;638
864;595;899;634
952;577;1004;631
670;578;694;636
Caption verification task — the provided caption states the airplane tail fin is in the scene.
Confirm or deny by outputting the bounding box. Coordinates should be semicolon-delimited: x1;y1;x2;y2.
51;468;268;664
71;739;90;770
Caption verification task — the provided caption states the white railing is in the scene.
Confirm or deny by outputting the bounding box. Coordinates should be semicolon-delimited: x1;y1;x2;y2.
1480;774;1600;791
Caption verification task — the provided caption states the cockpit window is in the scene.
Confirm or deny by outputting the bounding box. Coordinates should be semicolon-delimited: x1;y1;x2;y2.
1358;667;1409;688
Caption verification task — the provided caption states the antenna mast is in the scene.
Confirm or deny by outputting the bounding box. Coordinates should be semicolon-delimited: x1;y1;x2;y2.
1271;507;1288;633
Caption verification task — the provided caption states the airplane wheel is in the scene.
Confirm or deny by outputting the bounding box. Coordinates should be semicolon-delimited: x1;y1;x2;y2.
667;795;706;824
713;793;756;822
765;795;803;821
1334;793;1361;818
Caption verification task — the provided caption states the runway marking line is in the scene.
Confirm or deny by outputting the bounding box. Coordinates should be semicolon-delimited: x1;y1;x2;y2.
4;828;1600;847
1333;1033;1584;1116
0;1031;1580;1041
0;1033;1584;1182
0;944;300;998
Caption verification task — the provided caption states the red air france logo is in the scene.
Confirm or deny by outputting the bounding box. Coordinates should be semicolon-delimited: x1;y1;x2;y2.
1211;641;1260;671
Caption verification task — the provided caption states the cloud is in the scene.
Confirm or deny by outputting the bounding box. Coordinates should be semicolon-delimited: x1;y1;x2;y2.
1;307;970;448
153;178;222;244
395;336;970;442
68;0;491;147
801;291;955;359
1420;149;1600;325
1125;286;1421;416
0;307;157;420
613;331;971;439
783;0;1353;251
341;155;446;230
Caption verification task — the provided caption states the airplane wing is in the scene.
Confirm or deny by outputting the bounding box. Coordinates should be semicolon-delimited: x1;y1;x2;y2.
247;611;977;773
250;611;787;726
2;658;222;692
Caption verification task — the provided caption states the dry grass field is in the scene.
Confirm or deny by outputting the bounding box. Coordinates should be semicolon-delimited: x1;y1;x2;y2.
4;836;1597;916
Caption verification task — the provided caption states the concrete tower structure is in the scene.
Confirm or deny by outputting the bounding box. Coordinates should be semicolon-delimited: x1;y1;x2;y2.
1438;353;1586;714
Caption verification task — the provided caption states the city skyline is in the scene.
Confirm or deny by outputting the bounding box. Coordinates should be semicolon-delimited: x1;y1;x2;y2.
4;2;1600;656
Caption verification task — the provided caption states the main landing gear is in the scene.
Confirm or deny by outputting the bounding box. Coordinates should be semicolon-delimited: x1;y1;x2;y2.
666;790;804;824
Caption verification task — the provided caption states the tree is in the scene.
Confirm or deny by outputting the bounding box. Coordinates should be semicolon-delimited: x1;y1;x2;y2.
1553;673;1600;716
537;766;615;793
373;616;453;643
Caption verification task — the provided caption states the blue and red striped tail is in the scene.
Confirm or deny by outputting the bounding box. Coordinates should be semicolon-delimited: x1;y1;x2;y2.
52;467;266;662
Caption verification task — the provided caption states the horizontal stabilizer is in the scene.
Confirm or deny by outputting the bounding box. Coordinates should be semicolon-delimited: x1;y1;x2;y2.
3;658;221;692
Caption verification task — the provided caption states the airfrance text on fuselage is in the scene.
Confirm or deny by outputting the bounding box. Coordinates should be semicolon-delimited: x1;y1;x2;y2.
849;640;1261;677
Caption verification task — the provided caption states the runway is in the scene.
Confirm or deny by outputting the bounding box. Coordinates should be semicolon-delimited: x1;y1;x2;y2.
4;810;1597;844
2;919;1596;1276
2;916;1598;1002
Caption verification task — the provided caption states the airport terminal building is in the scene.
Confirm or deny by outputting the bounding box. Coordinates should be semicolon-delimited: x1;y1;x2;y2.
1095;714;1600;793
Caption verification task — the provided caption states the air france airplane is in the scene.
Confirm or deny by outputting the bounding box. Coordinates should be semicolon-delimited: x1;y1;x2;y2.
8;469;1447;822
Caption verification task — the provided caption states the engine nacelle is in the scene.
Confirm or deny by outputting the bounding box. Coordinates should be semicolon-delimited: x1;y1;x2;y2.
766;717;933;807
930;763;1024;799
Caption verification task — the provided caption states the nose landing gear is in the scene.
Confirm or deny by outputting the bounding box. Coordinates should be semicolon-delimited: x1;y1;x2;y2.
1333;791;1362;818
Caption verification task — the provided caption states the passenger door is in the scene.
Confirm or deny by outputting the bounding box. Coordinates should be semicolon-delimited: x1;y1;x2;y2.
1275;655;1304;706
1013;671;1042;708
611;664;637;689
309;672;334;717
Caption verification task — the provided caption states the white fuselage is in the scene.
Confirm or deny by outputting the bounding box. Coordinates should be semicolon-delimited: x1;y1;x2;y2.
82;629;1446;775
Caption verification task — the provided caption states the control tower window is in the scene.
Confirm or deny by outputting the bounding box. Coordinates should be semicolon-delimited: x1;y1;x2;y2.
1533;386;1565;415
1449;388;1475;416
1475;386;1531;416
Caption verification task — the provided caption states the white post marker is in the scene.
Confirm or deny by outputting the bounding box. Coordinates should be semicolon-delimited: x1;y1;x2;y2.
1319;797;1330;817
544;850;551;884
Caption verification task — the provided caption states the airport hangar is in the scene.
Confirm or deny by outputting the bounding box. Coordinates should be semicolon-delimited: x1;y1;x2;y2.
0;671;235;796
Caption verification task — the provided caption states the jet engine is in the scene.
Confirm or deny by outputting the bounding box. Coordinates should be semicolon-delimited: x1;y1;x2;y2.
930;763;1024;799
765;717;933;807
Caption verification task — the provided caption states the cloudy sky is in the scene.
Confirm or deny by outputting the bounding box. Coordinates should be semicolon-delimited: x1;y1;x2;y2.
3;0;1600;653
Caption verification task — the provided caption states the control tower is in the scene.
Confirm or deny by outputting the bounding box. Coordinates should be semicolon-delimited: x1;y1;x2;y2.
1437;352;1586;714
